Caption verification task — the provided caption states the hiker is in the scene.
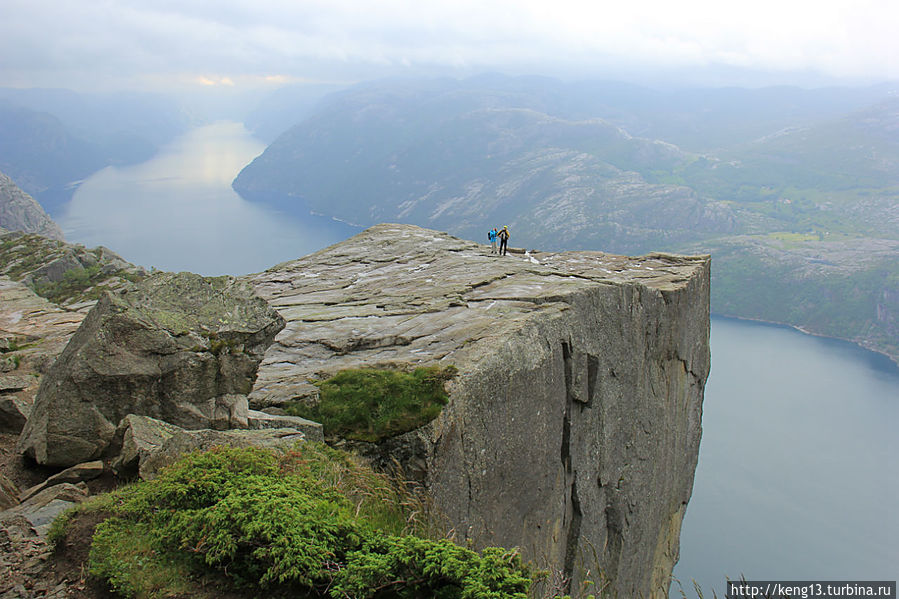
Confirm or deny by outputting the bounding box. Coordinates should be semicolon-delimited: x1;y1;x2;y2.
488;228;498;254
498;226;510;256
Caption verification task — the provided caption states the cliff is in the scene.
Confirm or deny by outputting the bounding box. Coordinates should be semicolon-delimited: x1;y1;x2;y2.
244;224;710;598
0;171;63;241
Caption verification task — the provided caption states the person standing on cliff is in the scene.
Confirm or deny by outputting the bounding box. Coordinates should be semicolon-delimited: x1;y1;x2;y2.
498;226;510;256
488;228;498;254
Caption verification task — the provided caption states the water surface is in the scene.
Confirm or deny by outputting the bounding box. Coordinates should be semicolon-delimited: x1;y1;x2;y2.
673;316;899;596
59;122;356;275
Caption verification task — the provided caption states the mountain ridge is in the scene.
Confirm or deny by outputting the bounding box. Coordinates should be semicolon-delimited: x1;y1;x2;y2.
232;76;898;363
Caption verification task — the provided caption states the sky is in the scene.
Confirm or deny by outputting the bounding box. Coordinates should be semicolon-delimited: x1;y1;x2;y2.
1;0;897;92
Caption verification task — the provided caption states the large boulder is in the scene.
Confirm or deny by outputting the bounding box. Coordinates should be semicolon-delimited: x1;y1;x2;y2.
112;413;323;479
108;414;318;480
17;272;285;466
111;414;183;477
0;278;88;433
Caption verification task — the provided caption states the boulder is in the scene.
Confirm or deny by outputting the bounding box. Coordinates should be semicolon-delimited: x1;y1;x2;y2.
111;414;319;480
0;376;31;393
138;427;312;480
211;394;249;430
111;414;184;477
0;482;88;538
246;409;323;439
18;461;104;503
17;272;285;466
0;375;34;433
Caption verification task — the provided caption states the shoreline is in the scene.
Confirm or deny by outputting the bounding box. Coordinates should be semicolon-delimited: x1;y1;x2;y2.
712;312;899;369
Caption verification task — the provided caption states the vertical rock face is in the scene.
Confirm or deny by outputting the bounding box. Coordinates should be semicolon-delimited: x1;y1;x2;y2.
246;224;710;598
17;272;286;466
0;172;64;241
425;259;709;598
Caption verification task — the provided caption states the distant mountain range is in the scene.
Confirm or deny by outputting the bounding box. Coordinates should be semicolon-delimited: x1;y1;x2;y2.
233;75;899;362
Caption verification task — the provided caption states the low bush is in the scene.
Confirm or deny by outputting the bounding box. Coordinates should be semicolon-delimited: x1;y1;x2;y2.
70;443;531;598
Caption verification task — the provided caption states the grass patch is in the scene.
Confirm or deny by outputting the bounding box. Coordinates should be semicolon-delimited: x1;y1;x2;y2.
286;365;458;442
765;231;820;243
55;444;532;598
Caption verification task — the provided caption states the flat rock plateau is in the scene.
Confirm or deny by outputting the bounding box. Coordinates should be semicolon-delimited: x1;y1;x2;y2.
245;223;711;598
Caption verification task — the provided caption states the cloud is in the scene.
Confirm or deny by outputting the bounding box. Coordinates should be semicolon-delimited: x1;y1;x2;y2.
1;0;895;90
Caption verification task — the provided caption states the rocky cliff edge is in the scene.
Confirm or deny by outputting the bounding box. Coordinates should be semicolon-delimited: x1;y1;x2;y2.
244;223;711;598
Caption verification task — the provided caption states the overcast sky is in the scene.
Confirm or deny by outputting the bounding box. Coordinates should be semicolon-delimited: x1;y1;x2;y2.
2;0;896;92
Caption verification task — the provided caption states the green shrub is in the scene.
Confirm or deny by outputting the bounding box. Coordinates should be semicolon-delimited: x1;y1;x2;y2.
77;444;531;598
90;519;197;597
287;365;458;442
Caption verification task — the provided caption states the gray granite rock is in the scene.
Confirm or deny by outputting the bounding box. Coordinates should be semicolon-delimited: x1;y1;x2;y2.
111;414;319;480
139;427;311;480
0;172;64;241
19;461;104;503
246;409;323;439
0;277;87;432
244;224;711;599
0;482;88;538
0;376;30;393
0;376;33;433
0;396;29;433
211;394;250;430
17;272;285;466
0;474;18;511
111;414;183;477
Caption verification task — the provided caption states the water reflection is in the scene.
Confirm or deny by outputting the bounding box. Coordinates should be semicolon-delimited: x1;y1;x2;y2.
59;122;356;276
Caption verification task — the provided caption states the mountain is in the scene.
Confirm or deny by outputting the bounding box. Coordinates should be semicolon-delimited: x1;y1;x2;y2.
677;97;899;234
0;100;106;200
234;76;897;255
575;82;895;152
233;78;738;253
243;82;350;143
233;76;899;362
239;74;892;154
0;170;63;240
0;87;189;152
